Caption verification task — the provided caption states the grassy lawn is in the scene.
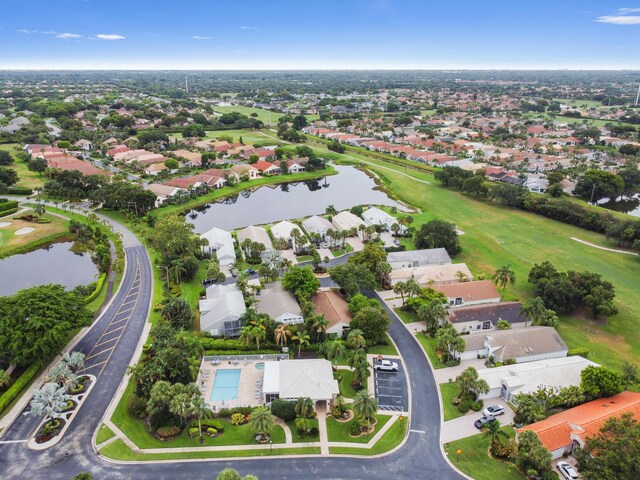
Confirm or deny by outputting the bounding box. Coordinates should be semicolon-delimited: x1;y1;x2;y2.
329;416;407;455
368;337;399;356
326;414;392;444
0;143;44;190
171;128;282;145
111;379;285;449
440;383;463;421
333;150;640;372
100;439;321;460
416;333;447;369
0;212;70;259
394;307;419;324
212;106;285;124
336;369;367;399
444;427;524;480
554;98;605;109
331;243;353;257
96;424;116;444
286;418;320;443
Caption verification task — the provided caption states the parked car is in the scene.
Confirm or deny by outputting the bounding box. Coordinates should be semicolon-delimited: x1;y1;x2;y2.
474;415;496;429
374;359;398;372
243;268;256;275
320;242;328;248
482;405;505;416
557;461;579;480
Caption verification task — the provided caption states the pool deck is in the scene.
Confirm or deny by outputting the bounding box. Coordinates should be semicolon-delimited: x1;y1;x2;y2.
198;359;266;410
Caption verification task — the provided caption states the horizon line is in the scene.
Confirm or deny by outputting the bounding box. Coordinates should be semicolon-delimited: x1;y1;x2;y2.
1;68;640;72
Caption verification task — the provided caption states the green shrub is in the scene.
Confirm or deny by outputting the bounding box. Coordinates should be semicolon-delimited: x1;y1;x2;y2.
271;399;296;421
0;207;18;217
217;408;232;418
348;420;361;436
199;338;276;351
191;419;224;432
84;273;107;304
457;400;471;414
61;400;75;412
490;439;518;460
568;347;589;358
0;200;18;213
127;394;148;418
0;361;41;413
309;426;319;436
470;400;484;412
156;426;181;439
41;419;62;436
206;427;218;436
203;349;280;357
6;187;32;195
188;427;199;437
231;413;247;425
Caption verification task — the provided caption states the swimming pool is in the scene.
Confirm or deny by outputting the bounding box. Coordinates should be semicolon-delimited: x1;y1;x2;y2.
255;362;265;370
210;369;241;402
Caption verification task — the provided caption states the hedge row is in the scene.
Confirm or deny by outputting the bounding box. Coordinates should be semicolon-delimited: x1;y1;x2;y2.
84;273;107;305
0;361;42;414
203;349;281;357
0;200;18;213
0;207;18;218
568;347;589;358
199;337;276;352
6;187;32;195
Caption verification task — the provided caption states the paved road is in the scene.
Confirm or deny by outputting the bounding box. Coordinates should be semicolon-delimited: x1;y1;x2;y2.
0;203;465;479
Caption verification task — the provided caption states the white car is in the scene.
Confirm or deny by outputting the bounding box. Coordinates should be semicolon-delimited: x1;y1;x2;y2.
482;405;505;416
374;359;398;372
557;461;579;480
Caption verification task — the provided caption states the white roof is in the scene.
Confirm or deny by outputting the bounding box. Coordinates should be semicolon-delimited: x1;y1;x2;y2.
302;215;334;235
331;211;366;231
199;284;246;333
389;263;473;284
362;207;397;227
236;225;273;249
200;227;236;265
478;356;598;396
388;248;452;266
264;359;339;402
270;220;301;241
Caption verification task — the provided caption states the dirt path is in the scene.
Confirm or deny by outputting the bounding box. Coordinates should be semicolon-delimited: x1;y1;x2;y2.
570;237;639;256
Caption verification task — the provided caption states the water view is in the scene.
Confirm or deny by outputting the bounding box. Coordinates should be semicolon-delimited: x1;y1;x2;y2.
597;193;640;218
0;241;99;296
186;164;404;233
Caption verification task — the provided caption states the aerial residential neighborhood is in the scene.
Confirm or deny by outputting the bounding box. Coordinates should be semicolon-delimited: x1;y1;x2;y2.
0;2;639;480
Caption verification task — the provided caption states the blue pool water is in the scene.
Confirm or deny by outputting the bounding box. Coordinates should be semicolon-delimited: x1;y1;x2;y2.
210;369;241;402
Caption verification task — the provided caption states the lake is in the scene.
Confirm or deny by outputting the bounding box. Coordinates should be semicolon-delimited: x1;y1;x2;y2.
186;165;405;233
0;241;99;296
597;193;640;218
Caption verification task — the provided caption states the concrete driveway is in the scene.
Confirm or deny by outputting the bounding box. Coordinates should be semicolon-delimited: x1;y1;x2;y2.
441;396;516;443
433;358;487;384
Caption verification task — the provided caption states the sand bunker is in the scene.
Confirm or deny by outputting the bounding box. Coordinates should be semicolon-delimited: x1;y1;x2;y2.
0;221;11;228
14;227;35;236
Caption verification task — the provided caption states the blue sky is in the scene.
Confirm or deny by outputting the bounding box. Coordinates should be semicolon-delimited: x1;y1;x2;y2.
1;0;639;69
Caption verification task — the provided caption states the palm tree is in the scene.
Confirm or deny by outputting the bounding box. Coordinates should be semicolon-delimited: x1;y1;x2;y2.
34;202;46;218
290;228;302;254
310;314;328;342
482;419;508;443
520;296;546;327
294;416;311;437
405;279;422;298
375;261;391;288
292;331;310;358
346;329;366;350
62;351;85;372
393;281;408;306
455;270;469;282
352;391;378;428
29;382;71;419
347;348;367;369
274;324;292;348
436;324;466;361
325;339;346;367
295;397;315;419
188;395;213;438
352;359;371;388
249;406;275;440
46;362;79;390
169;392;192;426
491;265;516;296
0;369;11;389
455;367;490;399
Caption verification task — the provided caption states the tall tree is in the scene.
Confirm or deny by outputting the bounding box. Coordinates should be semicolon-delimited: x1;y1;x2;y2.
492;265;516;296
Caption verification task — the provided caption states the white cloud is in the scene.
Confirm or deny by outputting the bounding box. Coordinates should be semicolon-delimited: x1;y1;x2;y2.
596;15;640;24
96;33;125;40
192;35;212;40
240;26;259;30
56;32;83;39
618;7;640;14
17;29;36;34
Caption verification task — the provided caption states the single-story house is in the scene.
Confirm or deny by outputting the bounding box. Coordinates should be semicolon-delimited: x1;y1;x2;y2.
302;215;335;240
255;160;281;176
256;282;303;325
262;359;339;404
312;289;352;336
477;356;598;403
388;263;473;286
331;210;366;233
388;248;452;269
200;227;236;266
230;164;259;179
456;326;568;362
237;225;274;250
270;220;303;243
361;206;399;232
447;301;526;333
518;391;639;459
144;184;188;208
433;280;500;308
199;284;246;337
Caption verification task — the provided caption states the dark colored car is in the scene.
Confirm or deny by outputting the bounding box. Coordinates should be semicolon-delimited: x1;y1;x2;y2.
243;268;257;275
474;415;496;429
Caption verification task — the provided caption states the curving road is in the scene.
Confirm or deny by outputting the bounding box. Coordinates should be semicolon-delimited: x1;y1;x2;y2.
0;206;465;480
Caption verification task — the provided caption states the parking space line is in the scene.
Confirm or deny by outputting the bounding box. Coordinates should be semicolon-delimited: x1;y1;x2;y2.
93;336;118;349
83;359;108;371
84;347;114;361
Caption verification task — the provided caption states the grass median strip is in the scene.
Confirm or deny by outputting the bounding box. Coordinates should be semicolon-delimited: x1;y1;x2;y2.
329;416;407;455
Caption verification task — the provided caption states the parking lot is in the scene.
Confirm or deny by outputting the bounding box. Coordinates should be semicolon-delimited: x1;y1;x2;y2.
373;358;409;413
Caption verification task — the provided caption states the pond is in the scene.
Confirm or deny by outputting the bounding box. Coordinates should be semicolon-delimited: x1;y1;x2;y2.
186;165;404;233
597;193;640;218
0;241;99;296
